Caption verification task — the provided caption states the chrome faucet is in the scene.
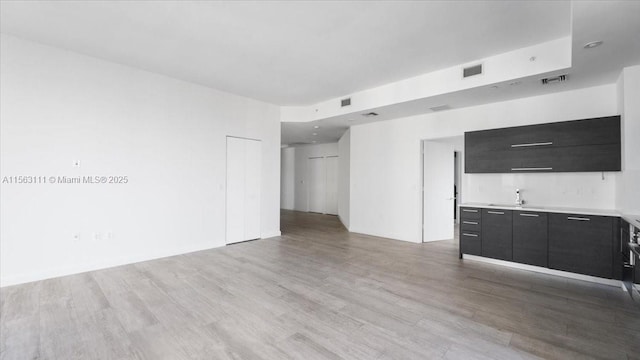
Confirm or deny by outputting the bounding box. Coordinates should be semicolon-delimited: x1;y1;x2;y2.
515;189;524;206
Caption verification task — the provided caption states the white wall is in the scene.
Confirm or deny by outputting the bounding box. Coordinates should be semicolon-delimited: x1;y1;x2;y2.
292;143;339;212
616;65;640;215
338;130;351;229
350;84;618;243
0;34;281;286
280;146;295;210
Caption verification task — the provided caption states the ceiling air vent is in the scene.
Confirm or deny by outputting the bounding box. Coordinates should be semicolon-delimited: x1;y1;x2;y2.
341;98;351;107
541;74;568;84
430;105;451;112
362;112;378;117
463;64;483;78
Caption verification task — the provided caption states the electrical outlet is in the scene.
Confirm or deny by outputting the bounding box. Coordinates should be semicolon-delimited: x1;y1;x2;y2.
73;160;81;168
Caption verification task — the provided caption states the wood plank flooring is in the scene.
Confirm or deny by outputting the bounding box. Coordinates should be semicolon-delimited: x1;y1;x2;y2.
1;210;639;359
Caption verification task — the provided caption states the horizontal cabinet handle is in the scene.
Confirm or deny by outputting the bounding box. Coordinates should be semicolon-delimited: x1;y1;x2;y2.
511;167;553;171
487;211;504;215
462;209;478;213
511;142;553;148
519;213;539;217
462;221;478;225
567;216;590;221
462;233;478;237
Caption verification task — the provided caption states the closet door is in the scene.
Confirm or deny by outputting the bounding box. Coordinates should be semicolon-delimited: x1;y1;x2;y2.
325;156;339;215
308;157;325;213
226;137;261;244
244;139;261;240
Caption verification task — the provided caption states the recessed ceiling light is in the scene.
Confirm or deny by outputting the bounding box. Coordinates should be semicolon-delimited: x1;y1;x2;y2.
312;133;318;136
509;81;521;86
313;125;320;129
584;41;603;49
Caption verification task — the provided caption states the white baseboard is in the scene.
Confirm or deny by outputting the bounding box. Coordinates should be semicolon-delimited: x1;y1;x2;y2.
0;242;224;288
261;231;281;239
462;254;622;287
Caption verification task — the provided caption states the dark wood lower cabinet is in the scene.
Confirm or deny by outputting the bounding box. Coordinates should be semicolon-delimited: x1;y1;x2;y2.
481;209;513;261
513;211;548;267
548;213;613;279
460;207;482;257
460;206;619;279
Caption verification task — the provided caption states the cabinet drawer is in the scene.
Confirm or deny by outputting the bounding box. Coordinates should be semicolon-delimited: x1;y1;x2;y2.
460;231;481;256
461;219;481;232
460;207;481;220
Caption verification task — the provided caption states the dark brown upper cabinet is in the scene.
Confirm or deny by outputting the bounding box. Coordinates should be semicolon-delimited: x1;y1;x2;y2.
465;116;621;173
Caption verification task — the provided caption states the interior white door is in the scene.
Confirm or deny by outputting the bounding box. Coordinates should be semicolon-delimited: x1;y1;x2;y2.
308;157;325;213
325;156;339;215
423;141;454;242
226;137;261;245
226;137;245;244
243;139;262;240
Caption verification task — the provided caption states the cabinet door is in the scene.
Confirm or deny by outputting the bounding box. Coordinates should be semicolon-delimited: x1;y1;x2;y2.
514;144;621;172
465;131;519;173
513;211;548;267
481;209;513;261
548;214;613;278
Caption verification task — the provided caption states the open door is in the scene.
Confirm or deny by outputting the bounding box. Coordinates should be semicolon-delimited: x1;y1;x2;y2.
423;140;454;242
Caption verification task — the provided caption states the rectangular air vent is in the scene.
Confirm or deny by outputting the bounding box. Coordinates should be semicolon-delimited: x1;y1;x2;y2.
463;64;483;78
341;98;351;107
541;74;567;84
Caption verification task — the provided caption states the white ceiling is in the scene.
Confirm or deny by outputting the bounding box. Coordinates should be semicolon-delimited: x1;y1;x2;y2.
0;0;570;106
1;1;638;146
282;1;640;145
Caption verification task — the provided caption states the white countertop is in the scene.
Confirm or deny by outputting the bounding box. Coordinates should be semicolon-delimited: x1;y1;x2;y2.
621;213;640;229
459;202;620;217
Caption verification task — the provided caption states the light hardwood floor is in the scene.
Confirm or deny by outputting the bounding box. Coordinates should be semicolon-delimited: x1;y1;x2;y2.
1;210;639;359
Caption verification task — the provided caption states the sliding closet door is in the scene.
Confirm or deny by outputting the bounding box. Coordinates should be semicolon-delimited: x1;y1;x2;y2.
325;156;339;215
226;137;261;245
243;139;262;240
308;157;325;213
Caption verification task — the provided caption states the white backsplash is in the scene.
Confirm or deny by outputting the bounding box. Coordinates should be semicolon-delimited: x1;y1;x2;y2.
464;172;618;210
